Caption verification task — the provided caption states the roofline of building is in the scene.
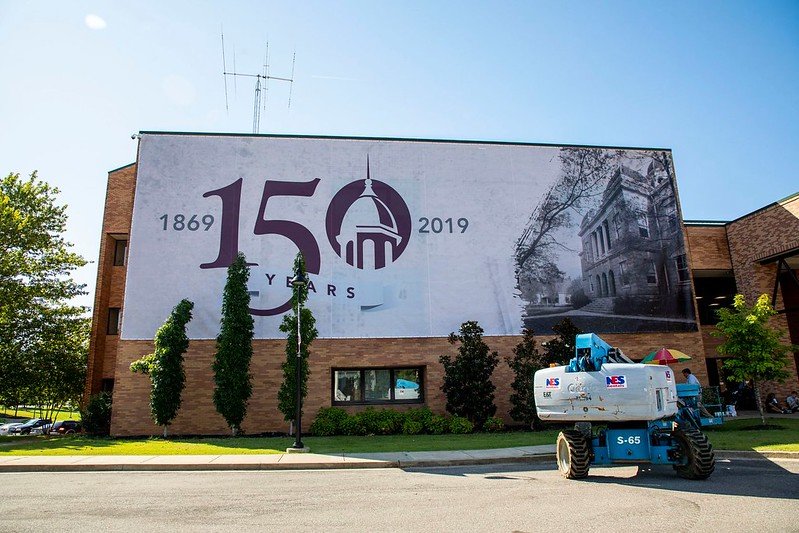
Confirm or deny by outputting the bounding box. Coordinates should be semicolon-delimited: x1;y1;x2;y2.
108;162;136;174
684;220;728;226
137;130;673;153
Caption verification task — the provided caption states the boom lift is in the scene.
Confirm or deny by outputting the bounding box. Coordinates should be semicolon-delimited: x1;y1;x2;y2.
534;333;715;479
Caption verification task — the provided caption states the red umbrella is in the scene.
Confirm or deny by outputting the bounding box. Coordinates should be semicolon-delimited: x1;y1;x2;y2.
641;348;691;365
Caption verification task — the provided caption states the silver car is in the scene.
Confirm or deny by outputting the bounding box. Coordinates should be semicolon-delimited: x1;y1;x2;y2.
0;422;25;435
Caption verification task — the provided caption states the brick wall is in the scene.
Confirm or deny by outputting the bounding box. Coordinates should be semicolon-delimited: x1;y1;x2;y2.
84;164;136;401
111;330;705;436
685;226;732;271
724;196;799;401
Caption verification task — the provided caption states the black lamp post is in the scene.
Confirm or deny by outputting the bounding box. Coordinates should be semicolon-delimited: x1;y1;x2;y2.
290;271;308;449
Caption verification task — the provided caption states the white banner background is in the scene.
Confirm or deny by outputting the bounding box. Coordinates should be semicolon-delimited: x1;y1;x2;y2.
124;134;608;339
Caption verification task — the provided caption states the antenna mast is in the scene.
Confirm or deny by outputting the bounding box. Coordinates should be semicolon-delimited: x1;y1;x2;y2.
221;29;295;134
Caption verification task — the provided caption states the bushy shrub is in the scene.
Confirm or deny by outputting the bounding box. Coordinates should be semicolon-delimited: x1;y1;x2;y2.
482;416;504;433
449;416;474;434
402;419;423;435
404;407;434;429
356;408;404;435
427;415;449;434
309;407;348;436
340;415;367;436
81;392;112;436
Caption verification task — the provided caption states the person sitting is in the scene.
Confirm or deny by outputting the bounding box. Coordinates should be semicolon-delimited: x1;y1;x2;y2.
682;368;700;387
786;391;798;413
766;393;789;414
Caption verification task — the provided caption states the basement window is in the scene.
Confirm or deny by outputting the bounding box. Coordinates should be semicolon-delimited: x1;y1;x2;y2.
332;367;424;405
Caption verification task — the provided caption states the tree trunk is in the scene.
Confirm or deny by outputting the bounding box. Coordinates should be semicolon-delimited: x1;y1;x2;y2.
754;380;766;426
163;425;168;438
289;420;294;437
232;426;238;437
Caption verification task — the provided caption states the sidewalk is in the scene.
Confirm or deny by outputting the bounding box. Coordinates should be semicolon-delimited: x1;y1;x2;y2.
0;445;795;472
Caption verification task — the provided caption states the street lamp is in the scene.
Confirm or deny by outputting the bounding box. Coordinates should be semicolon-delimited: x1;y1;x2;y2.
290;270;308;449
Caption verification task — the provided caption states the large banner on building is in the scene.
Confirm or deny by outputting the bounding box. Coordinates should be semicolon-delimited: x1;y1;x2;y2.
122;133;697;340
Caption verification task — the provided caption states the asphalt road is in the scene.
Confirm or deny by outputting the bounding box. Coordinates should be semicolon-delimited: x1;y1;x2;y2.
1;458;797;532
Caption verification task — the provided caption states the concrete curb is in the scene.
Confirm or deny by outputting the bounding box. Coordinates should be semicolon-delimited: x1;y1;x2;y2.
0;449;794;473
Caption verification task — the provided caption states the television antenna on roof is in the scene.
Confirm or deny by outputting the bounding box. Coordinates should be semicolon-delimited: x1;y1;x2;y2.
221;28;295;134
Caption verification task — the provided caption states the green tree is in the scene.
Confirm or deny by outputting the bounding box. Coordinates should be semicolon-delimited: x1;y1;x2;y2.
713;294;797;425
0;171;87;413
277;253;318;433
545;318;582;366
131;299;194;437
212;253;254;435
506;329;547;429
439;321;499;428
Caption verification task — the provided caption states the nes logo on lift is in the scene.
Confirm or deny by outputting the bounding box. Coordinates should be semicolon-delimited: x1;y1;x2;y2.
606;375;627;388
545;377;560;389
665;370;672;381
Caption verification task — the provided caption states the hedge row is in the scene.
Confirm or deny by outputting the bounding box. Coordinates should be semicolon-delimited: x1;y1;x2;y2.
308;406;504;436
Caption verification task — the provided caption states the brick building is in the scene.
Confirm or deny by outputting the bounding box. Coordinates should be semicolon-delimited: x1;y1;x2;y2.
85;135;799;436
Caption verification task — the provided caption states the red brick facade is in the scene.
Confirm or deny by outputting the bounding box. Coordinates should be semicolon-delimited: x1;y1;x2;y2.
86;163;799;436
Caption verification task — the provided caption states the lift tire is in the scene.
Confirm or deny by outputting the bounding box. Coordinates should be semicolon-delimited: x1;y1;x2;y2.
556;430;591;479
673;429;715;480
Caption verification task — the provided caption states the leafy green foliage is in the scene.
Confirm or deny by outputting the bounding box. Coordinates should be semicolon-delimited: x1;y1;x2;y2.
309;407;348;436
278;253;318;424
212;254;254;435
427;415;449;435
402;419;423;435
439;321;499;428
713;294;797;424
448;416;474;434
483;417;505;432
0;172;87;416
130;299;194;435
545;318;582;365
80;392;112;436
505;329;546;428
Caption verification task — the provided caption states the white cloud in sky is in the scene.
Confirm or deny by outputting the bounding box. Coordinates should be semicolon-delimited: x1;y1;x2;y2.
84;14;107;30
162;74;197;107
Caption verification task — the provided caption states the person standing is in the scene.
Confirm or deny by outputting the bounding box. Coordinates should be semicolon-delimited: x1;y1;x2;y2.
682;368;700;386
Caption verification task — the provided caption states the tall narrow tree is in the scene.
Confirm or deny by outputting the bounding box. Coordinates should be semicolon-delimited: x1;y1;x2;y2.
130;299;194;437
545;318;582;366
506;329;547;429
212;253;254;436
439;321;499;428
278;253;318;433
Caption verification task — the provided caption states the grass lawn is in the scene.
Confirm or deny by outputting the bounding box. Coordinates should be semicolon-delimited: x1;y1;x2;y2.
0;407;80;423
704;416;799;452
0;418;796;456
0;430;559;456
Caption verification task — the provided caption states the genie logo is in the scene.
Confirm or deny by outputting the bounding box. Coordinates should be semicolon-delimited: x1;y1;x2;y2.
325;160;412;270
545;377;560;389
606;375;627;389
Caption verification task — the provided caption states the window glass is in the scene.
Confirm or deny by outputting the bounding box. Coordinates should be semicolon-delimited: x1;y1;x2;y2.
675;254;689;282
113;239;127;266
646;263;658;284
394;368;421;401
334;370;361;402
107;308;121;335
365;369;391;401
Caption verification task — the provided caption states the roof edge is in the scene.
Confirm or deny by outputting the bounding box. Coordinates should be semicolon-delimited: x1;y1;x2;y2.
137;130;673;153
108;162;136;174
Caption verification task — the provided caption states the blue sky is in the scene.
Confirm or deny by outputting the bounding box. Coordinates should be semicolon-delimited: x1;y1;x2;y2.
1;1;797;308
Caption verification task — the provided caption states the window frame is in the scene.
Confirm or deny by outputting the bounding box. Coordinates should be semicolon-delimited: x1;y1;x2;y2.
112;238;128;267
331;366;425;406
107;307;121;335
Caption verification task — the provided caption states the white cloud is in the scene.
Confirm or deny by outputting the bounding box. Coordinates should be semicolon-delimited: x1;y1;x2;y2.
85;14;107;30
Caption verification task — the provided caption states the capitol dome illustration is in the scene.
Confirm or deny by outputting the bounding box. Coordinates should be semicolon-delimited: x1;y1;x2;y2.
335;161;402;269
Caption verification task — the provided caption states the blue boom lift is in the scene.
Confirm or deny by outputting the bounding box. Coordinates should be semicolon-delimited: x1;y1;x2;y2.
534;333;717;480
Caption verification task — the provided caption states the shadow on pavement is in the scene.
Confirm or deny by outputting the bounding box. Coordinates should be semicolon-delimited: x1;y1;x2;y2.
408;455;799;500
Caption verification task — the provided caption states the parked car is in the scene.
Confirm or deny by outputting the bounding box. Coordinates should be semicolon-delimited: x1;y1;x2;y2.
49;420;82;435
30;423;53;436
0;422;26;435
10;418;52;435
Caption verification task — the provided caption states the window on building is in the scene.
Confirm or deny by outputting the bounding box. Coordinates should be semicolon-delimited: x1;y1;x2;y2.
113;238;128;266
675;254;689;282
646;262;658;285
694;273;737;325
333;367;424;404
107;307;121;335
638;212;650;238
668;214;678;234
598;229;605;255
